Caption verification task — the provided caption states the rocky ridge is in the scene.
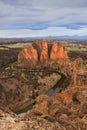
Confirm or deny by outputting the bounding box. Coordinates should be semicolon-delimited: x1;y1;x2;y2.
18;40;69;67
22;62;87;130
0;61;87;130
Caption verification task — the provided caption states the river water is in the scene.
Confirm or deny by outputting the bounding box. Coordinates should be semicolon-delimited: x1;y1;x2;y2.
16;74;68;114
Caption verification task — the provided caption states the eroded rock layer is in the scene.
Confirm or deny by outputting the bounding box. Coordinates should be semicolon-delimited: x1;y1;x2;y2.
18;45;38;66
0;63;86;130
40;40;49;62
23;64;87;130
50;41;68;60
18;40;69;67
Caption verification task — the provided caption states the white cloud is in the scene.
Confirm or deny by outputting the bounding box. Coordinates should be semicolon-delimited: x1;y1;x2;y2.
0;0;87;37
0;26;87;38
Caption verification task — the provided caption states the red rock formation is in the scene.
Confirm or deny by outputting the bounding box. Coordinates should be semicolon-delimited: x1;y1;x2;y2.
72;58;83;85
40;40;49;62
34;40;42;50
18;40;69;66
50;41;68;60
18;45;38;66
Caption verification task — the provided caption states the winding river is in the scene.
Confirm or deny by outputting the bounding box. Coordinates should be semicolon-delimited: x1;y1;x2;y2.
16;73;71;114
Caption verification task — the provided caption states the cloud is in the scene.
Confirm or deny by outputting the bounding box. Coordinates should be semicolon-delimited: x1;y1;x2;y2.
0;26;87;38
0;0;87;37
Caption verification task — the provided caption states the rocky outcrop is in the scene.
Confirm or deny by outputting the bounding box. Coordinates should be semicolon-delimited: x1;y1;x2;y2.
18;45;38;66
34;95;51;114
18;40;69;67
50;41;68;60
0;66;87;130
25;66;87;130
0;108;28;130
0;108;65;130
72;57;83;85
40;40;49;62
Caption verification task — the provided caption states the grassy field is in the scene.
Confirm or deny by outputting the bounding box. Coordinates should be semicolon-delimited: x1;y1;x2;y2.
66;46;87;52
0;43;29;49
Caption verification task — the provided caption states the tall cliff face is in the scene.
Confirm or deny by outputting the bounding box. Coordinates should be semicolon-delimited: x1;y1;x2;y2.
50;41;68;60
18;40;69;67
18;45;38;66
40;41;49;62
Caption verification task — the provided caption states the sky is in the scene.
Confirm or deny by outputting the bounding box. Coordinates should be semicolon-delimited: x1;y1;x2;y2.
0;0;87;38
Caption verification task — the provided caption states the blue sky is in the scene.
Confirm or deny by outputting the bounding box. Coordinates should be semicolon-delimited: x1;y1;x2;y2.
0;0;87;38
